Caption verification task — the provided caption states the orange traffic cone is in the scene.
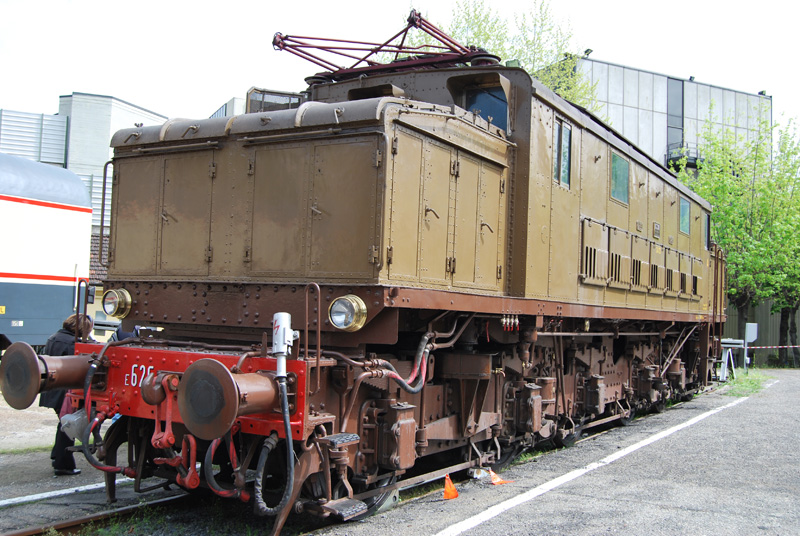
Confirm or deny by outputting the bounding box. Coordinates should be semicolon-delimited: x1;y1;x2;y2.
443;473;458;499
489;469;513;485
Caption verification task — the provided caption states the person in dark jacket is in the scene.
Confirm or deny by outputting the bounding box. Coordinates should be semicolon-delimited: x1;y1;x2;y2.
39;313;93;476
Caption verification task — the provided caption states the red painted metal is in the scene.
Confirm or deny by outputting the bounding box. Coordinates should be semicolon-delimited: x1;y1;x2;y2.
75;343;307;440
273;10;498;82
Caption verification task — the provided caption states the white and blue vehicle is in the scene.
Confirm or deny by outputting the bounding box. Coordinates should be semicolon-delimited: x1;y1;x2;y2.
0;152;92;350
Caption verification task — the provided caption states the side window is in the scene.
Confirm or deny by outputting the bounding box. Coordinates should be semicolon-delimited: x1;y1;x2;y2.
611;153;629;204
552;119;571;188
465;86;508;131
679;197;690;235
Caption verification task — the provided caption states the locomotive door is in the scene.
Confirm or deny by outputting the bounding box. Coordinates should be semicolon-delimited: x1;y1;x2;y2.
308;137;379;280
419;140;454;284
452;152;504;291
159;151;214;276
249;143;310;277
110;156;162;275
387;127;452;285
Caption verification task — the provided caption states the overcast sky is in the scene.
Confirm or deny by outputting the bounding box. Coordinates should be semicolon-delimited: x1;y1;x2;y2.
1;0;796;127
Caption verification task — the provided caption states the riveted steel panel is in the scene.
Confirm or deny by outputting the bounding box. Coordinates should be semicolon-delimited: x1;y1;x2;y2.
580;219;608;288
648;243;665;309
664;247;679;303
663;185;678;249
629;235;649;306
250;144;310;276
579;131;608;222
526;100;553;298
309;137;378;279
452;153;480;289
549;165;579;301
419;139;453;285
629;163;648;242
208;148;253;277
388;129;423;281
475;161;503;290
607;227;631;295
159;152;213;276
110;156;161;275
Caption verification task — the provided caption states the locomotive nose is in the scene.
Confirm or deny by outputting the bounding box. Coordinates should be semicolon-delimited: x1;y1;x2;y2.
0;341;92;409
177;358;277;441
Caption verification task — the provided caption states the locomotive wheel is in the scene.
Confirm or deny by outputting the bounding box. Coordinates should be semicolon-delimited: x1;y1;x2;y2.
102;416;129;503
652;400;667;413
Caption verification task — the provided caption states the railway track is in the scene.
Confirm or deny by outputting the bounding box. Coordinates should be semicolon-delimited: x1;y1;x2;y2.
3;494;189;536
1;389;714;536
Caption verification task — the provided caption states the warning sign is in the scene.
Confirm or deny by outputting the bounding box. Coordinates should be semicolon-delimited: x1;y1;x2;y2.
0;306;5;314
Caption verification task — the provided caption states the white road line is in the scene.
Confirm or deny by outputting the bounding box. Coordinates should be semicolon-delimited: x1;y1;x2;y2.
0;478;133;508
435;397;749;536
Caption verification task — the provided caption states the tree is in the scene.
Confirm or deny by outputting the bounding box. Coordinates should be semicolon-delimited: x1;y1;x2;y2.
676;109;800;365
676;106;778;340
766;120;800;366
445;0;599;111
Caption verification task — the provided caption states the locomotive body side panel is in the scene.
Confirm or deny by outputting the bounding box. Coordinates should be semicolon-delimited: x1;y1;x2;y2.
525;99;553;299
110;156;162;275
250;143;311;277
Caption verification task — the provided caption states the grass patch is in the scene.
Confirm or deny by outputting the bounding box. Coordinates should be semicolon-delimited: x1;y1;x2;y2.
723;368;770;397
0;445;51;455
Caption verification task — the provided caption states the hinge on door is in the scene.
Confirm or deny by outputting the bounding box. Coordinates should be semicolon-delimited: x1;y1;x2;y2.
206;246;213;262
450;160;460;178
209;162;217;179
248;160;255;175
387;246;393;265
391;136;399;154
369;246;380;264
244;247;251;263
500;178;505;194
375;149;383;168
446;257;457;274
497;265;502;279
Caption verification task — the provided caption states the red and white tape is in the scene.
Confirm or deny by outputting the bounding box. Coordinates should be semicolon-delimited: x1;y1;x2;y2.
747;345;800;349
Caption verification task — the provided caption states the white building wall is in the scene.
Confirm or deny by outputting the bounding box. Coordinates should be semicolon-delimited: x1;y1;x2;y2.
58;93;166;229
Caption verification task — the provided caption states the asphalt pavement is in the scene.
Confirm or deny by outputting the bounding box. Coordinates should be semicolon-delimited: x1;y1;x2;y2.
314;369;800;536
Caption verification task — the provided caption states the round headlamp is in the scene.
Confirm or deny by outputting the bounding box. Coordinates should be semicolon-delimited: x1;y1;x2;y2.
102;288;132;318
328;295;367;332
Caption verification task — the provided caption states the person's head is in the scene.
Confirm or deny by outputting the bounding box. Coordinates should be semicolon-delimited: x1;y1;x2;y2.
63;314;93;338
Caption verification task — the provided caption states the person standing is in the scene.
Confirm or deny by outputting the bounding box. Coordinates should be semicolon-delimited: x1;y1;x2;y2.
38;313;93;476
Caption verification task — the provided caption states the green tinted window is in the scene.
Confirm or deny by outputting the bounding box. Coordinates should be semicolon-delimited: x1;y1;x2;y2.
680;197;690;234
611;153;629;204
553;120;571;188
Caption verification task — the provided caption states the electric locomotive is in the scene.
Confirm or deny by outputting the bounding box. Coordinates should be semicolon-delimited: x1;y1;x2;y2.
0;12;726;535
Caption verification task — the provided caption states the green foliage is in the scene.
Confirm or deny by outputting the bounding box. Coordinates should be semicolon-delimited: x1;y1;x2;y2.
675;106;800;313
722;369;770;397
448;0;598;110
392;0;598;111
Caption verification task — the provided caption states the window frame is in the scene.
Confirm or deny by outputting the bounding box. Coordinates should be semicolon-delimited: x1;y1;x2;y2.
552;118;572;189
679;197;690;235
610;152;630;205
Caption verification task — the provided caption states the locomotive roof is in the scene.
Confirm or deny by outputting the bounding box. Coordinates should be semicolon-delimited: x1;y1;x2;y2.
110;65;711;212
0;152;90;208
